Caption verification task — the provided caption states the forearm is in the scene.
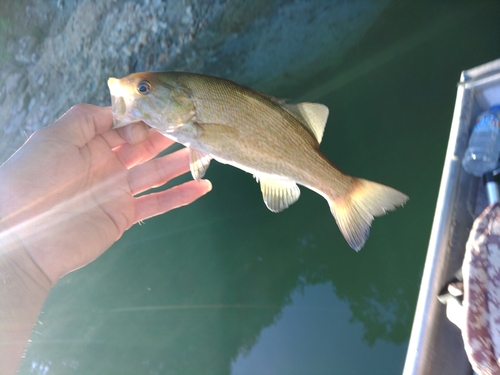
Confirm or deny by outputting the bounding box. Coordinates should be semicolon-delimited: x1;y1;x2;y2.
0;235;51;375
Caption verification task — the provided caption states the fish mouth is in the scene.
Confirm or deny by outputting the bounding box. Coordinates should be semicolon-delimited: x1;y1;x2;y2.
108;77;140;129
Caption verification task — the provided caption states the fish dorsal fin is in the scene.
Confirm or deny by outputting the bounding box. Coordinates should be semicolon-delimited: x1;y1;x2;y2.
258;176;301;213
285;103;329;144
189;148;212;181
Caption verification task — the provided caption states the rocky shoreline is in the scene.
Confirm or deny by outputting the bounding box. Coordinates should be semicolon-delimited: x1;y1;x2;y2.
0;0;388;163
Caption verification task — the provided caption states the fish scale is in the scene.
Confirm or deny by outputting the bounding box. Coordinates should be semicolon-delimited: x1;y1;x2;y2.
181;77;324;181
108;71;408;251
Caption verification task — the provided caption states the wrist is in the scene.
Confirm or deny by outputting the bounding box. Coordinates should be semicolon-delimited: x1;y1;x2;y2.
0;230;52;375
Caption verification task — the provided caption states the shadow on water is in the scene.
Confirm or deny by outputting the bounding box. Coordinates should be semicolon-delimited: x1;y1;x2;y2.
13;0;500;374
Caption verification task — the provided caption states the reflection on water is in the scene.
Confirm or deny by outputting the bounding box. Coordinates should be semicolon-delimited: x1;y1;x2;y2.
29;361;51;375
22;186;411;374
231;283;406;375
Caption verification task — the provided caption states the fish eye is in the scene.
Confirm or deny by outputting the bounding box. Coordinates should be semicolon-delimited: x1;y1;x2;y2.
137;80;152;95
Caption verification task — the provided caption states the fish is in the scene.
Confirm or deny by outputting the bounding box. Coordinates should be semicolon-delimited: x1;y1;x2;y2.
107;72;408;251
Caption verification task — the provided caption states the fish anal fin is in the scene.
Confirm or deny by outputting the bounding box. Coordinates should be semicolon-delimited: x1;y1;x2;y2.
328;178;408;251
189;148;212;181
259;176;301;213
285;103;329;144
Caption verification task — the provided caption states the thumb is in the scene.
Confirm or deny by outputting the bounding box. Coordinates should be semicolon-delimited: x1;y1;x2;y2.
48;104;113;148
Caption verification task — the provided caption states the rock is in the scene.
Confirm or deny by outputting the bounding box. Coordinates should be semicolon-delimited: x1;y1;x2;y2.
14;36;38;65
5;73;22;93
0;0;390;164
4;110;26;134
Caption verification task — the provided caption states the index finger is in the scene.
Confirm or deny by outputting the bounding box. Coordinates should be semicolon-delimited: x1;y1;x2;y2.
114;129;176;168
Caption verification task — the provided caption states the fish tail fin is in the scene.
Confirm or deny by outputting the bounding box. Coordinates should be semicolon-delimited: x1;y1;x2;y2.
328;178;408;251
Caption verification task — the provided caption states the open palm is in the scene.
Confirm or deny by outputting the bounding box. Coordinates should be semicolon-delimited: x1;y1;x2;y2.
0;104;211;284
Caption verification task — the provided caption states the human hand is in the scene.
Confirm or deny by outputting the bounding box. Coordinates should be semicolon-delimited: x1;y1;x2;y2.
0;104;211;285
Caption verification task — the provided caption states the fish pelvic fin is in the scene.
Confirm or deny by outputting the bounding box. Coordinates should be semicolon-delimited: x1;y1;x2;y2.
328;178;408;251
189;148;212;181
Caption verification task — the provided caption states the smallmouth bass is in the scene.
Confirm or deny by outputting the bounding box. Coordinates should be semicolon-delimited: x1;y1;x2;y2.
108;72;408;250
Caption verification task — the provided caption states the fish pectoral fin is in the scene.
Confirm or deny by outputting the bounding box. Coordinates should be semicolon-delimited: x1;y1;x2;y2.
284;103;329;144
189;148;213;181
259;177;301;213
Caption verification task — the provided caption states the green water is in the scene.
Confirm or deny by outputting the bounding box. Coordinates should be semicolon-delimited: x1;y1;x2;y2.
21;1;500;374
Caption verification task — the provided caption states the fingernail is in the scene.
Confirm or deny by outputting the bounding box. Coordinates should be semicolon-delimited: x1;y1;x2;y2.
204;179;212;191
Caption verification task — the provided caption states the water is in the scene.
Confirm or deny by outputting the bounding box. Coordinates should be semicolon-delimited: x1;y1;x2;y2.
17;0;500;374
231;283;407;375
